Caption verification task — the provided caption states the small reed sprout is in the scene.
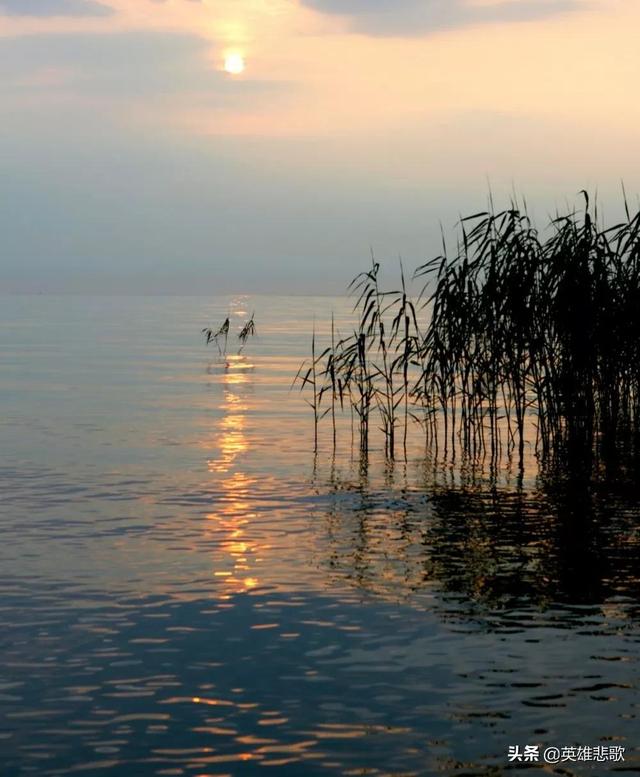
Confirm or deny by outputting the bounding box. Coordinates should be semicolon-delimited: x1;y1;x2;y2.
203;313;257;356
238;313;256;353
294;327;323;452
297;193;640;473
202;317;230;356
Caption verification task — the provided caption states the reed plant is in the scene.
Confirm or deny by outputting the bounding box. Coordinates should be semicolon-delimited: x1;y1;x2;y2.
298;194;640;472
203;317;230;356
238;313;256;353
203;314;257;356
294;326;326;452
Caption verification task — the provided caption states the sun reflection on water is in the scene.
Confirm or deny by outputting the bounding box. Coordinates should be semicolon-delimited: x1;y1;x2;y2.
206;363;251;475
204;355;266;595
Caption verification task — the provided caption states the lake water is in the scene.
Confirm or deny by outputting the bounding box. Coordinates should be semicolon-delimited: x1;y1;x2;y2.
1;295;639;776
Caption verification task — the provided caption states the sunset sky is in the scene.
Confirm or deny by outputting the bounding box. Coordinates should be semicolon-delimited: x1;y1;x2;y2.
1;0;638;293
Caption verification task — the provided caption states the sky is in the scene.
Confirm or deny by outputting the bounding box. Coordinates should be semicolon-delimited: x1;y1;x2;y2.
1;0;639;294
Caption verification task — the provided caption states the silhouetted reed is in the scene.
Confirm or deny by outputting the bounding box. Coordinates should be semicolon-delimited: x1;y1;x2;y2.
294;327;322;452
298;194;640;473
203;314;257;356
238;313;256;353
203;317;230;356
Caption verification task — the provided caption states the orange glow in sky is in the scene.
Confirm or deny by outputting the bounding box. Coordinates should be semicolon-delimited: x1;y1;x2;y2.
2;0;640;294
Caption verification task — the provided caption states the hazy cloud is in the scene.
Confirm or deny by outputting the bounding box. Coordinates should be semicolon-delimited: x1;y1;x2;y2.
301;0;581;36
0;31;290;103
0;0;113;17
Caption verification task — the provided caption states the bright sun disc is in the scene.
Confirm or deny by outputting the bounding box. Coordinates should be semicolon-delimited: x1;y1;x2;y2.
224;53;245;75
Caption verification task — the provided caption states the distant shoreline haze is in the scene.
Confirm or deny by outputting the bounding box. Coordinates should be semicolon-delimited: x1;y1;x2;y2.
2;188;637;296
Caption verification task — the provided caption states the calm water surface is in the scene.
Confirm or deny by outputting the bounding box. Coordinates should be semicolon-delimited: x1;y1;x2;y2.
1;295;639;776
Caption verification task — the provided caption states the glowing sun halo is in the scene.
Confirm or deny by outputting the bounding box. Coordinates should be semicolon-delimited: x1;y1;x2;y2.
224;53;245;75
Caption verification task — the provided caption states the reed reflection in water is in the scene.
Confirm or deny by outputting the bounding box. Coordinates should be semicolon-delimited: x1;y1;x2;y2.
0;294;639;776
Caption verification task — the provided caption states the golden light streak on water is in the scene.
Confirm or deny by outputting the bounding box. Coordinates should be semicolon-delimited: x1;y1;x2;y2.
202;356;268;594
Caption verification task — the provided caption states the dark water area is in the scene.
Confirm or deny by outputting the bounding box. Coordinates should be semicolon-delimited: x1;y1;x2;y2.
1;296;639;776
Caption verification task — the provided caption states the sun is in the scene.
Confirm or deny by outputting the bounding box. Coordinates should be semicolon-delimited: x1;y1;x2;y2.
224;53;246;76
